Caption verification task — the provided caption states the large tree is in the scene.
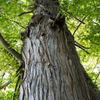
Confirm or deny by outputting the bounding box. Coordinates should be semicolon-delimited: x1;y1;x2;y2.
0;0;100;100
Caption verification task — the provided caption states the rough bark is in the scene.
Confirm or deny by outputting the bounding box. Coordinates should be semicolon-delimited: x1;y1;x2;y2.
19;0;100;100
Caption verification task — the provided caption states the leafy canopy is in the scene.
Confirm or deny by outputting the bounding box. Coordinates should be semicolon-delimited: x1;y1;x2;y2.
0;0;100;99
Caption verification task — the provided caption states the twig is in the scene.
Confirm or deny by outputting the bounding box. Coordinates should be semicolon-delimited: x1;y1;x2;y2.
89;39;100;45
75;43;89;54
93;22;100;27
0;73;5;83
13;76;21;100
95;71;100;83
0;80;13;90
60;6;85;24
74;41;90;49
11;20;26;29
67;11;85;24
66;22;76;28
5;18;25;29
92;55;100;72
18;10;33;16
73;16;87;35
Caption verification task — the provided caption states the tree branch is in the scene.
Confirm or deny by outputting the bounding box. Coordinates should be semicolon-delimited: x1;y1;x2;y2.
89;39;100;45
11;20;26;29
5;18;25;29
93;22;100;27
1;73;5;81
73;16;87;35
67;11;85;24
60;6;85;24
92;55;100;73
18;10;33;16
0;80;12;90
66;22;76;28
95;71;100;83
74;41;90;49
75;43;89;54
0;33;22;61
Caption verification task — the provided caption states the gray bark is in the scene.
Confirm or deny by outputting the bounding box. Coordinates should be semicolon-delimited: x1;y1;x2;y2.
19;0;100;100
0;33;22;60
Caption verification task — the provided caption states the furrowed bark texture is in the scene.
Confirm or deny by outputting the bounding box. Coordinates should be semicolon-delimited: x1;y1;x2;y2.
19;0;100;100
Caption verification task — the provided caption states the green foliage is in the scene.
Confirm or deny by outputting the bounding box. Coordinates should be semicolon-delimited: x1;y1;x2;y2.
0;0;100;99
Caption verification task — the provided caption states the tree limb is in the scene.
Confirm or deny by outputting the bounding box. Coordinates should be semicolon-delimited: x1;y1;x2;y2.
0;80;12;90
73;16;87;35
0;33;22;61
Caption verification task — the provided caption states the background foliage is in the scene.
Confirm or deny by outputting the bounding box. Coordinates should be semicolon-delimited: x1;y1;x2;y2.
0;0;100;99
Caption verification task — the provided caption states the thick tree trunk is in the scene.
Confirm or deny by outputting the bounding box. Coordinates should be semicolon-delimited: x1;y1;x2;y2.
19;0;100;100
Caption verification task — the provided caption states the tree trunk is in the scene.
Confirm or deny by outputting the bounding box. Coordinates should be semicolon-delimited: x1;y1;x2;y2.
19;0;100;100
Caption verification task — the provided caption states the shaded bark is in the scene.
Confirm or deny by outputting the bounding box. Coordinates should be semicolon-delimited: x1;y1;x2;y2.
0;33;22;60
19;0;100;100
